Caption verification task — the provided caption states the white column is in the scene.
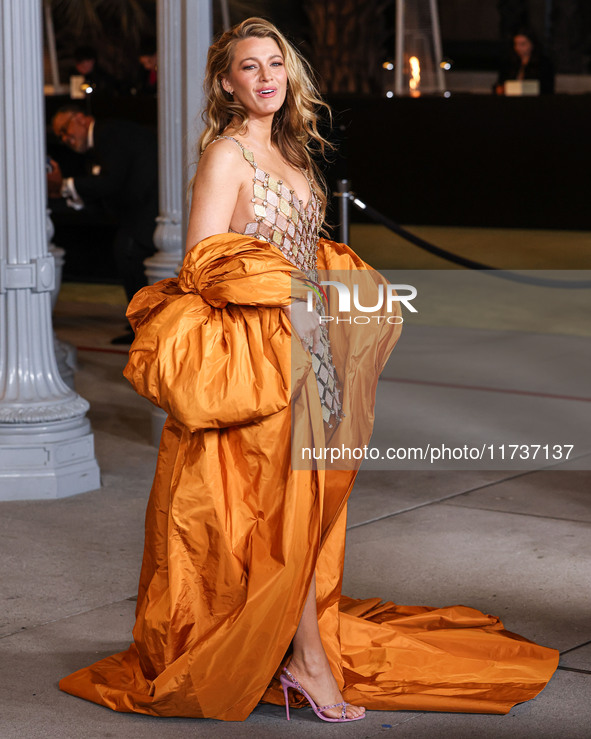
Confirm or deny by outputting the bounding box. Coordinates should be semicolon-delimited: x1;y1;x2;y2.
144;0;212;446
144;0;212;283
143;0;183;284
0;0;100;500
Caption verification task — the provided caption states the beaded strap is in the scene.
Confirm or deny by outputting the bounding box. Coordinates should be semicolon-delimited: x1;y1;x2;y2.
283;667;349;719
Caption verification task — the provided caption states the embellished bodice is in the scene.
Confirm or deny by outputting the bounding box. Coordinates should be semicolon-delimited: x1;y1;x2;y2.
211;135;343;428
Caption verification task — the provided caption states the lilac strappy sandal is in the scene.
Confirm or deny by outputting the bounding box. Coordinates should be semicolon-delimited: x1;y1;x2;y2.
279;666;365;723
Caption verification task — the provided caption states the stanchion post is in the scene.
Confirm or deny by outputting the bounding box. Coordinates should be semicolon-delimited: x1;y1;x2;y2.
336;179;350;245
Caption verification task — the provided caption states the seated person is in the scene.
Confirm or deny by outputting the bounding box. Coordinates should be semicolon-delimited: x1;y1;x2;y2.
495;29;555;95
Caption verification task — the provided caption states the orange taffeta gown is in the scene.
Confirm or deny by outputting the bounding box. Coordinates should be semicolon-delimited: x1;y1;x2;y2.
58;233;558;720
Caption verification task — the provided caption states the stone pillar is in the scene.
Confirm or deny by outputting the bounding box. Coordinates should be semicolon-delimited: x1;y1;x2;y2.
144;0;212;283
143;1;183;285
0;0;100;500
144;0;212;446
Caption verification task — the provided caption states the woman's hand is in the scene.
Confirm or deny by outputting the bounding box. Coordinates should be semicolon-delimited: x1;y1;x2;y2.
282;299;322;354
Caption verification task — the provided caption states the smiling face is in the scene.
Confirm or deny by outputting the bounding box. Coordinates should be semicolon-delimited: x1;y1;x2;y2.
221;36;288;121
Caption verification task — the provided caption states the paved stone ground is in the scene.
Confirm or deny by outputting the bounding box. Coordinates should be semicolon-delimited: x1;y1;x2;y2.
1;265;590;738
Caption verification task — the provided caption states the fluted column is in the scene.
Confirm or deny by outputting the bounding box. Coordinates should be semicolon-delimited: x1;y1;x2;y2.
144;0;212;445
143;0;183;283
0;0;100;500
144;0;212;283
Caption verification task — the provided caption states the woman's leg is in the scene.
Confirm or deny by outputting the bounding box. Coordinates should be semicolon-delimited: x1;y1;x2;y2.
287;573;365;719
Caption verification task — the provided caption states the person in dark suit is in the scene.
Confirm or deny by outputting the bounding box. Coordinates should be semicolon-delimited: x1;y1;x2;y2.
48;105;158;343
495;28;555;95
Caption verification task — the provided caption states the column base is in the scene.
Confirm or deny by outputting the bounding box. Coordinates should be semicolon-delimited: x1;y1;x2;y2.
0;417;100;501
144;251;183;285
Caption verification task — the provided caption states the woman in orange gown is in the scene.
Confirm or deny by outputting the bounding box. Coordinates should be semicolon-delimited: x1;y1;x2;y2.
59;18;558;723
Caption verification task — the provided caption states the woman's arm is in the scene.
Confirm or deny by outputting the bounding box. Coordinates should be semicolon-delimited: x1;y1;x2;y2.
184;138;320;351
185;139;245;254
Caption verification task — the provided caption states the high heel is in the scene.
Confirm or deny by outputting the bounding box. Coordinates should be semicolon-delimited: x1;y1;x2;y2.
279;666;365;723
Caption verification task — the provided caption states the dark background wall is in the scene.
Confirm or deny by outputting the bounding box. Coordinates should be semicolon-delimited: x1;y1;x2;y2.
325;93;591;231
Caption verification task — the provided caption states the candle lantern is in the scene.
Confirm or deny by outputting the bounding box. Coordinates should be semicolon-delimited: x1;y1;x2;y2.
394;0;445;96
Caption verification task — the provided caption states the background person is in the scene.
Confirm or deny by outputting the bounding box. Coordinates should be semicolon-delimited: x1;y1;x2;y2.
495;28;555;94
48;105;158;344
136;36;158;95
70;45;118;96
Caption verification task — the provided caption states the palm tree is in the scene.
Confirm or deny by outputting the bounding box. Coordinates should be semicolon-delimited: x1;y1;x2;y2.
44;0;154;87
44;0;274;87
45;0;393;94
48;0;152;42
303;0;391;94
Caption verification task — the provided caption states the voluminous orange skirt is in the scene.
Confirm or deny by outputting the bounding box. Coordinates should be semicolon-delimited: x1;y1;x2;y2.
59;235;558;720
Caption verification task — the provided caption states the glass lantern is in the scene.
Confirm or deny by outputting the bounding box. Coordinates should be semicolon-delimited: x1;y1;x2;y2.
395;0;445;96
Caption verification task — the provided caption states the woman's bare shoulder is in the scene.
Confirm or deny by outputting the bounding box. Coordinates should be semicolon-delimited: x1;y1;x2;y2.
191;138;248;196
186;138;246;249
199;137;245;171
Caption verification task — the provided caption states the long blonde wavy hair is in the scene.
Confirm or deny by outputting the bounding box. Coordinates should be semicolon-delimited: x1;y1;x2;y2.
196;17;332;221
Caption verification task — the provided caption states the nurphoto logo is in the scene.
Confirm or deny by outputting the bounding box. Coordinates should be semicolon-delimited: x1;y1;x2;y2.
307;280;417;324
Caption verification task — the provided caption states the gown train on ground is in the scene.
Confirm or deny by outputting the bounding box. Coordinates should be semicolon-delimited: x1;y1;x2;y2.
59;234;558;720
